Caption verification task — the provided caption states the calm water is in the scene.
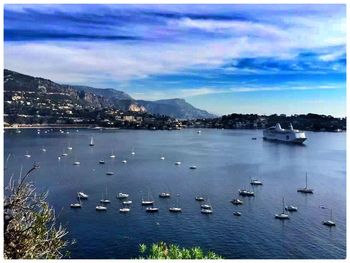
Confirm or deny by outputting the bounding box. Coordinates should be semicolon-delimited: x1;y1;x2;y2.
4;128;346;259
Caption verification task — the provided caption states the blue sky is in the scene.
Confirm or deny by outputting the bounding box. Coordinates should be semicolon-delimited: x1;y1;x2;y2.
4;4;346;117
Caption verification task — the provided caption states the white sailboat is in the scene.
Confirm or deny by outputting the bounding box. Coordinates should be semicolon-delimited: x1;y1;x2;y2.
110;150;116;158
141;192;154;205
77;192;88;199
96;204;107;211
169;195;182;212
100;186;111;204
297;172;313;194
117;193;129;199
70;195;82;208
323;208;336;226
89;137;94;146
24;151;31;158
275;197;289;219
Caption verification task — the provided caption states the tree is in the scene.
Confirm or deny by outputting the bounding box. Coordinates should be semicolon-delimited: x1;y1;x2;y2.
138;242;222;259
4;163;72;259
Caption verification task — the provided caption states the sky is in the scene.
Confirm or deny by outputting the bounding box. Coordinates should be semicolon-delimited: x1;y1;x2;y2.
4;4;347;117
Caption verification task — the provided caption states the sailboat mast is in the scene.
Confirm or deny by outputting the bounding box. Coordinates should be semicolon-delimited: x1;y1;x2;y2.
330;209;333;221
282;197;285;213
306;172;308;188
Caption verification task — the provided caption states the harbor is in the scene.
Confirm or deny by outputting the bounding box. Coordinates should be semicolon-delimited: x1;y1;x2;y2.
4;128;346;259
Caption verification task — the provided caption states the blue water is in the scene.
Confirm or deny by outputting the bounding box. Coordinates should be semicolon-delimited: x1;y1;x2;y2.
4;128;346;259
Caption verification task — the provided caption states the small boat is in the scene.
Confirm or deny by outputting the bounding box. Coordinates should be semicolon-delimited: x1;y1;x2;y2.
250;179;263;185
117;193;129;199
120;207;130;213
201;209;213;214
195;196;204;201
100;186;111;204
141;200;154;205
15;129;21;134
159;192;171;198
70;203;81;208
96;205;107;211
233;211;242;216
123;200;132;205
99;160;105;164
70;196;82;208
89;137;94;146
189;166;197;169
106;171;114;175
297;172;313;194
201;204;211;209
285;205;298;212
275;197;289;220
169;196;181;212
238;189;255;196
42;147;47;152
231;199;244;205
73;161;80;165
169;207;182;212
146;207;159;213
175;161;181;165
122;160;127;163
77;192;88;199
323;208;336;227
160;156;165;160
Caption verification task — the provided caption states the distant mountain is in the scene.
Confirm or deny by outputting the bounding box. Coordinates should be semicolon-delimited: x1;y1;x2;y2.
4;69;217;119
137;99;216;119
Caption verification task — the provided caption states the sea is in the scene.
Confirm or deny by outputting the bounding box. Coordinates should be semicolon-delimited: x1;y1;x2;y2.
4;128;346;259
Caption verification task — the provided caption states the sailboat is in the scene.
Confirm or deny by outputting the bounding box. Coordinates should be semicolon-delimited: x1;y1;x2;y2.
24;151;31;158
67;142;73;150
275;197;289;219
110;150;116;158
89;137;94;146
297;172;313;194
131;148;135;155
160;156;165;160
70;195;82;208
141;192;154;205
96;204;107;211
323;208;336;226
100;186;111;204
201;198;212;210
159;192;171;198
42;147;47;152
117;193;129;199
77;192;88;199
169;195;182;212
120;207;130;213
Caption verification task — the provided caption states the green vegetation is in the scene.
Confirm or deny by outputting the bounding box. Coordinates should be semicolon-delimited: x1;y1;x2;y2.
4;163;72;259
138;242;223;259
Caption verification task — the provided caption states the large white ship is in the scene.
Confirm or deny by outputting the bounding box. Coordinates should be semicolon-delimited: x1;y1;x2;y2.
263;123;307;144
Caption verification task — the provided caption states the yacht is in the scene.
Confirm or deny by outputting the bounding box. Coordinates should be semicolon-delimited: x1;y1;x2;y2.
123;200;132;205
106;171;114;175
297;172;313;194
169;207;182;212
201;199;212;210
110;150;116;158
42;147;47;152
285;205;298;212
263;123;306;144
275;197;289;220
160;156;165;160
96;205;107;211
233;211;242;216
250;179;263;185
70;196;82;208
195;196;205;201
99;160;105;164
159;192;171;198
77;192;88;199
24;152;31;158
117;193;129;199
323;209;336;227
175;161;181;165
231;199;244;205
201;209;213;214
189;166;197;169
120;207;130;213
89;137;94;146
73;161;80;165
238;189;255;197
122;160;127;163
146;207;159;212
100;186;111;204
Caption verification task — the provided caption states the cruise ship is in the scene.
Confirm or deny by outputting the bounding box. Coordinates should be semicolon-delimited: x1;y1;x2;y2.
263;123;307;144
